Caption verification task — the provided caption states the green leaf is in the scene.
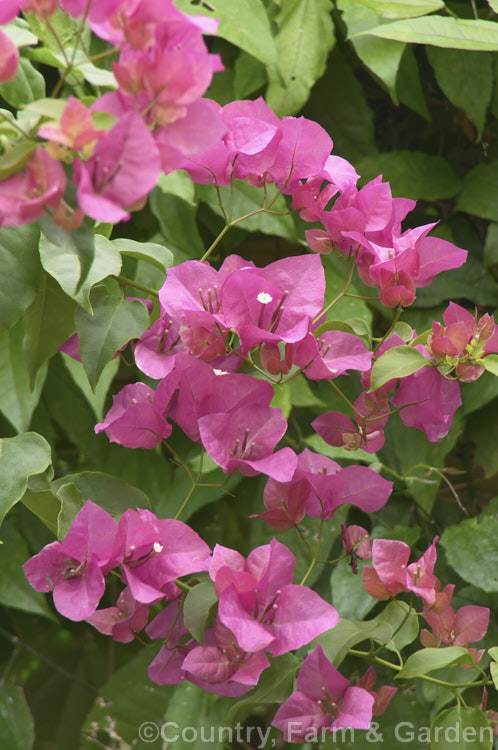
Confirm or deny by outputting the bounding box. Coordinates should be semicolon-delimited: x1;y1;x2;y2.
426;48;492;141
164;683;233;750
39;221;119;313
456;159;498;220
266;0;335;115
227;653;300;725
338;0;405;102
61;353;119;422
24;97;66;119
176;0;278;67
0;432;51;525
304;47;377;163
398;646;474;679
0;57;45;108
397;45;431;119
319;601;418;666
56;482;84;540
150;189;204;257
21;485;60;536
51;471;150;516
82;649;175;747
75;286;149;389
23;273;76;388
413;255;498;308
369;345;427;391
441;512;498;592
331;558;377;620
0;684;34;750
0;224;42;335
350;0;444;18
0;520;55;619
2;18;38;46
183;581;218;644
491;661;498;690
488;646;498;662
0;141;36;180
483;221;498;269
0;321;47;434
38;216;96;301
430;706;493;749
234;52;267;98
314;318;371;340
357;151;461;199
483;354;498;376
352;16;498;51
109;237;174;273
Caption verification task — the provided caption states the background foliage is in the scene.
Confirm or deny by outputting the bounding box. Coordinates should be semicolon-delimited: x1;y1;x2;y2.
1;0;498;748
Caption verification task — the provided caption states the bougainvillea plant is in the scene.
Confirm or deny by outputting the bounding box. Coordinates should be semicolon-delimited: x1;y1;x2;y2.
1;0;497;747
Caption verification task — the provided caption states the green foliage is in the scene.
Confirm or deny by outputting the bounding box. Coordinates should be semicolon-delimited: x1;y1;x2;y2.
370;345;427;391
441;503;498;592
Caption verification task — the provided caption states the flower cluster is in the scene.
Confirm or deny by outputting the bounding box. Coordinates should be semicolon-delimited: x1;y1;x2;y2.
24;502;340;698
363;537;489;664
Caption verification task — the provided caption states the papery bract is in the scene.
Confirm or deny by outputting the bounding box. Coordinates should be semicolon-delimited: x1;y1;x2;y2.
73;111;160;222
95;382;172;449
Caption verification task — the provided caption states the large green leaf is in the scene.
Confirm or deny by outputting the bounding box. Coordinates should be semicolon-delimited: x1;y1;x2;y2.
109;237;173;273
51;471;150;516
81;649;175;748
164;682;233;750
331;558;377;620
304;47;377;163
352;16;498;51
430;706;493;749
266;0;335;115
0;520;55;619
319;600;418;666
426;47;492;140
75;286;149;388
60;353;120;422
456;159;498;221
338;0;405;102
0;224;42;335
38;216;97;304
396;45;431;119
351;0;444;18
39;223;120;313
369;345;427;391
357;151;461;199
176;0;278;67
441;509;498;592
150;189;204;258
23;272;76;388
0;57;45;108
183;581;218;644
0;321;47;433
397;646;474;679
0;432;51;525
0;684;34;750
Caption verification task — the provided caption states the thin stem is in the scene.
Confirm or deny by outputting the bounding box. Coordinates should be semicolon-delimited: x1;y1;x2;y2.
314;253;356;323
348;648;488;689
299;519;324;586
328;378;363;418
200;207;291;263
0;112;31;139
408;463;468;516
117;276;159;297
374;304;402;354
173;578;193;593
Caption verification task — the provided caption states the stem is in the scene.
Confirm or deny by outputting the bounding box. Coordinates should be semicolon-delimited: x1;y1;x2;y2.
314;253;356;323
173;578;193;593
408;464;468;516
374;304;402;354
117;276;159;297
200;207;290;263
328;378;363;418
348;649;488;689
299;519;324;586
